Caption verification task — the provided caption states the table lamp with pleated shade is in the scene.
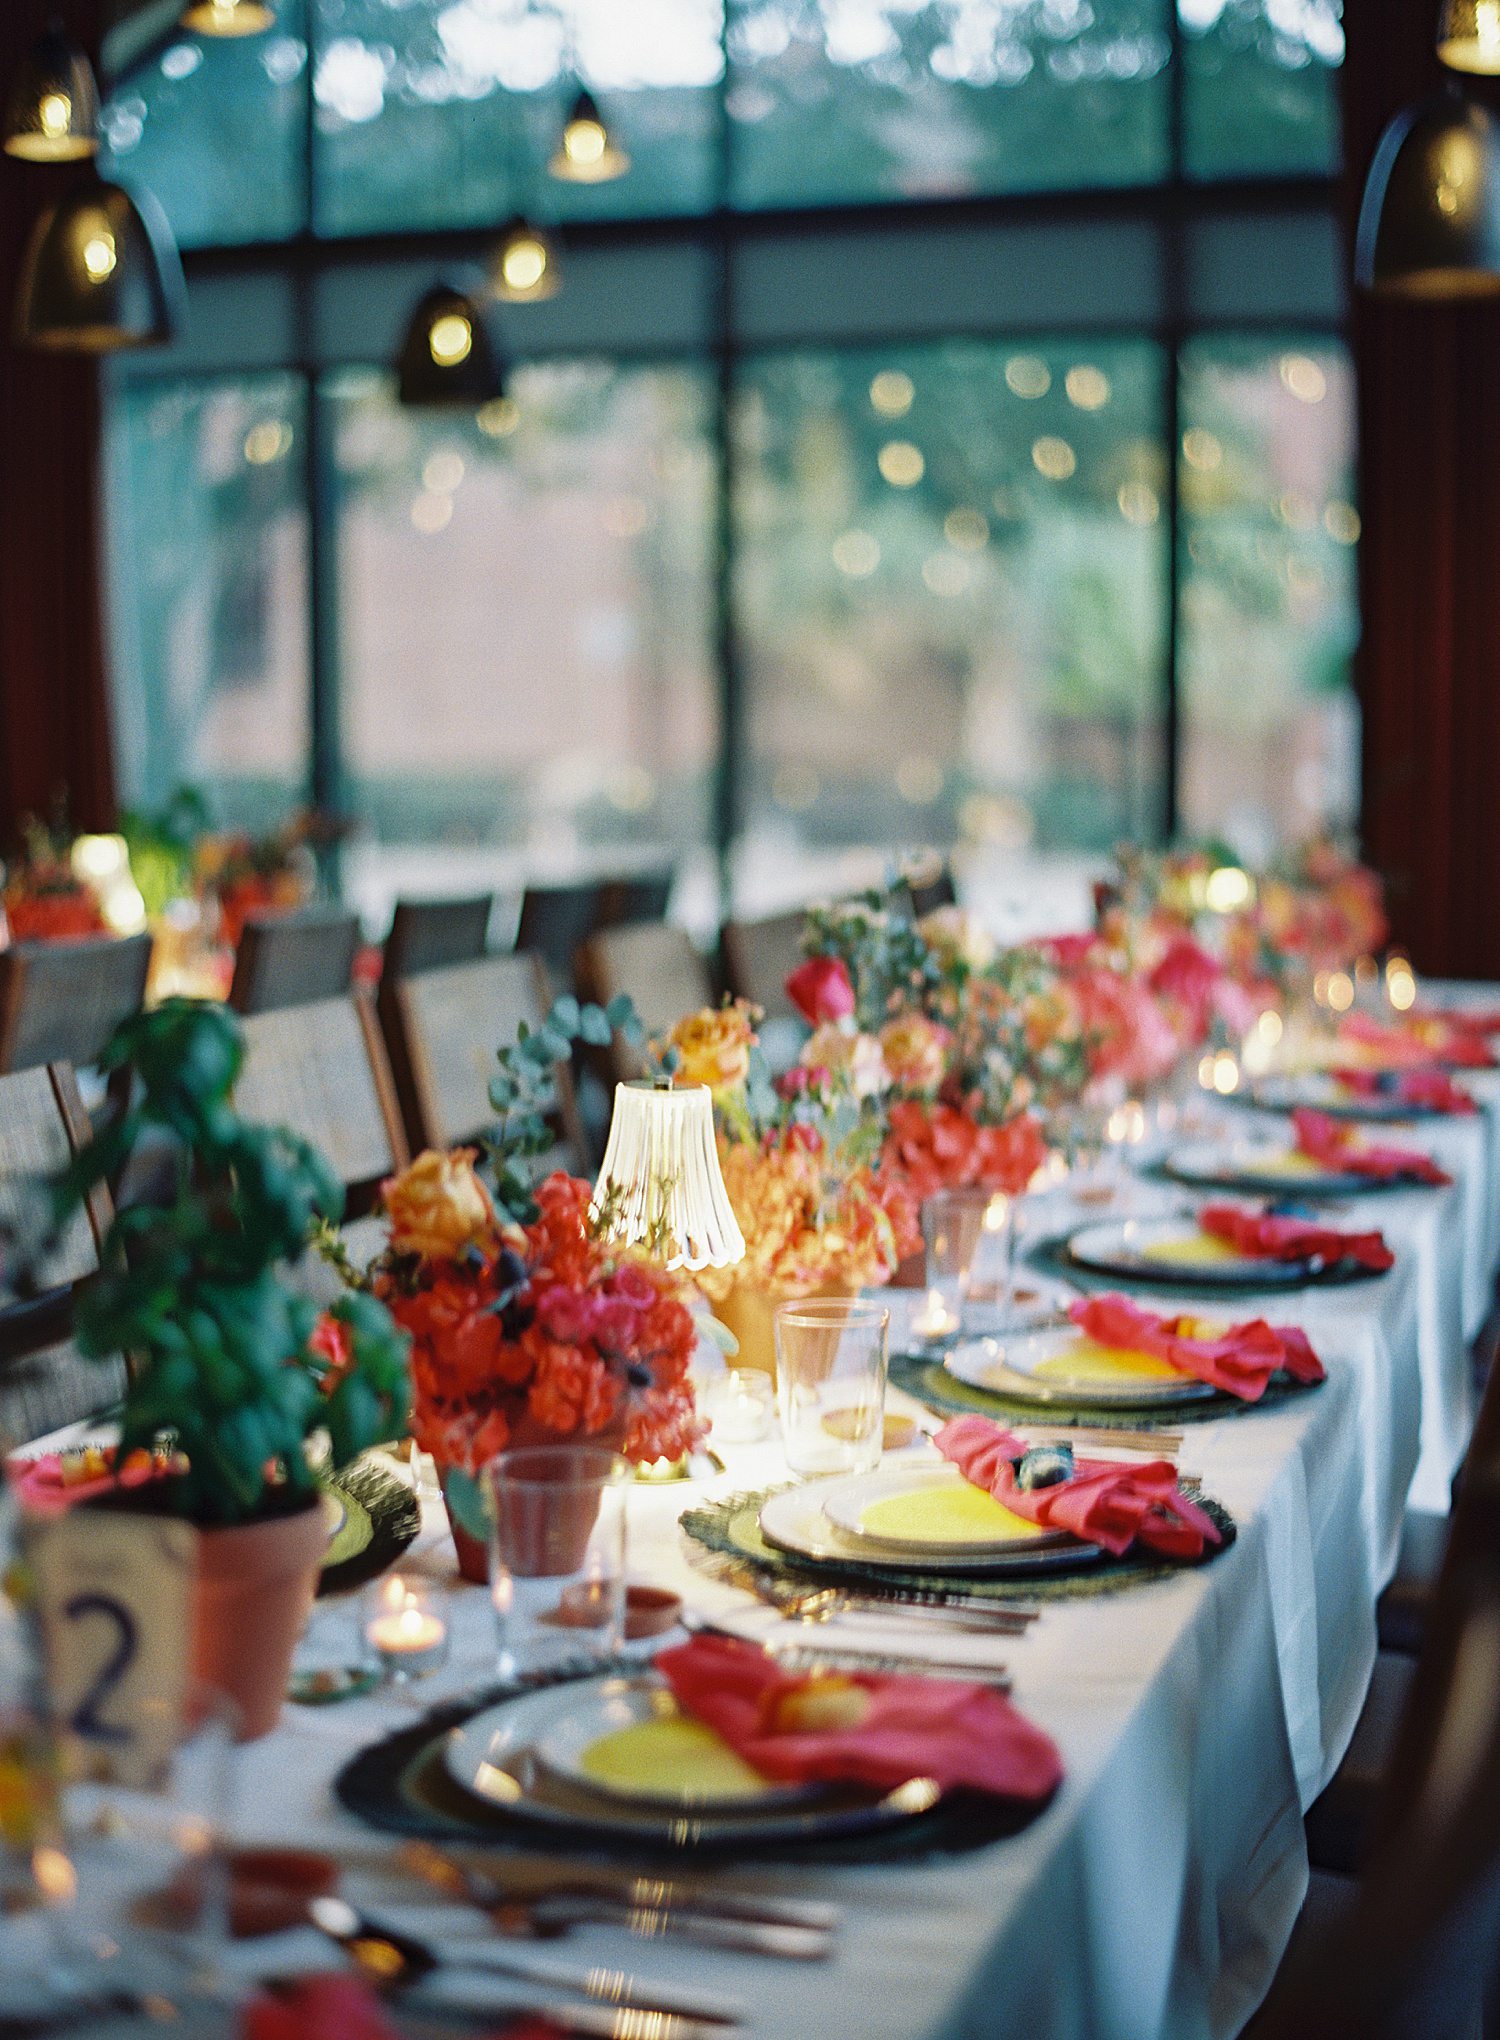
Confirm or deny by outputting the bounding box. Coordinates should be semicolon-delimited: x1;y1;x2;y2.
590;1082;745;1272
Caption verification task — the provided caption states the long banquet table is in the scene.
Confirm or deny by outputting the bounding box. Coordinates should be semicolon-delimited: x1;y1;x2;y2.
8;1034;1499;2040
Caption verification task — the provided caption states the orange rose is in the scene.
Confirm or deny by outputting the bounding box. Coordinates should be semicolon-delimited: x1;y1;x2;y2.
383;1147;498;1262
878;1014;949;1093
802;1023;889;1097
669;1003;757;1094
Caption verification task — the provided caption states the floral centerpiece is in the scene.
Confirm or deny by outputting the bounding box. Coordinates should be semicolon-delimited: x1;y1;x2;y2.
328;993;704;1578
0;818;108;943
196;813;320;951
663;996;918;1369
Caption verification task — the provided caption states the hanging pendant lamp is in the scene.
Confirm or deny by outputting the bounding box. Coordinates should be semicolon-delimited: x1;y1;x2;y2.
1437;0;1500;73
548;88;629;184
14;175;185;351
396;281;506;408
489;215;561;302
4;21;99;162
180;0;276;35
1355;91;1500;297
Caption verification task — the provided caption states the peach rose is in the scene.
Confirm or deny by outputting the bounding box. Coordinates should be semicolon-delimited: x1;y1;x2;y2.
878;1013;949;1093
917;906;995;971
668;1003;757;1093
383;1147;498;1262
801;1023;889;1098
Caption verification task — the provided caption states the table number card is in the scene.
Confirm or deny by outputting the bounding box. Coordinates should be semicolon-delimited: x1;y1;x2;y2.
23;1512;197;1789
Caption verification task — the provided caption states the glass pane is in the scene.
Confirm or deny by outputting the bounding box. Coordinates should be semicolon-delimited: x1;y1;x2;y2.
735;338;1166;895
105;376;310;830
332;361;716;885
1181;0;1343;178
100;4;307;249
313;0;723;235
1178;336;1358;858
729;0;1171;209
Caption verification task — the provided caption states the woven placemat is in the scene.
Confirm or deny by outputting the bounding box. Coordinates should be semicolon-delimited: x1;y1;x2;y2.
333;1660;1048;1863
889;1349;1320;1431
680;1483;1235;1609
1024;1226;1383;1296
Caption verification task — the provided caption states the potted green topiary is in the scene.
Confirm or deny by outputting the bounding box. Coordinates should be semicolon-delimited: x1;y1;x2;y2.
42;999;410;1738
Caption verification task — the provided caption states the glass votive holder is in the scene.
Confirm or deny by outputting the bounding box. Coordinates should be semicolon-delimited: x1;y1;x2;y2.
774;1298;890;1479
484;1447;630;1680
921;1186;994;1330
363;1576;449;1683
701;1367;775;1444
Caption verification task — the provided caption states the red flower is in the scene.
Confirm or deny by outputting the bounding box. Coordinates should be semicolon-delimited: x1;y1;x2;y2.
882;1100;1046;1201
307;1313;354;1393
785;954;857;1026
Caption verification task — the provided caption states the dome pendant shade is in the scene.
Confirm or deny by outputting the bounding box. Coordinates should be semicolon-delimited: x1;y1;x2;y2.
490;216;561;302
396;282;505;408
1438;0;1500;73
180;0;276;34
1356;94;1500;297
14;177;184;352
4;23;99;162
549;88;629;183
591;1083;746;1273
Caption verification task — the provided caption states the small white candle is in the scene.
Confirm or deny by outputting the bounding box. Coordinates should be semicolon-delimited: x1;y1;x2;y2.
914;1287;960;1339
365;1577;448;1680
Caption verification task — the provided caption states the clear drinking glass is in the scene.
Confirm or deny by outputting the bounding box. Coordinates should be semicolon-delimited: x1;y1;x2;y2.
484;1447;629;1679
774;1299;891;1479
921;1187;995;1332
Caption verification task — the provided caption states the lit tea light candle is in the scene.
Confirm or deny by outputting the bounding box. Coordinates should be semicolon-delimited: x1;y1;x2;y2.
913;1287;960;1340
365;1576;448;1681
701;1367;774;1443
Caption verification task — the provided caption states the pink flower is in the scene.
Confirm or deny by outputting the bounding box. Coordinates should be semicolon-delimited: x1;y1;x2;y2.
786;955;857;1026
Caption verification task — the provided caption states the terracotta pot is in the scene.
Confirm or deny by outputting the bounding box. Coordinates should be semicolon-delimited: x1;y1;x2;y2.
191;1500;328;1742
437;1416;628;1586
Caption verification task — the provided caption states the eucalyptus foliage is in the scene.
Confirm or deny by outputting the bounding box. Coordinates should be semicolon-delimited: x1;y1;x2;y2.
484;990;645;1225
53;1000;410;1527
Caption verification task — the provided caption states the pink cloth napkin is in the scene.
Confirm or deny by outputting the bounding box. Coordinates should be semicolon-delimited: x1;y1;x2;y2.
655;1633;1063;1802
1199;1202;1394;1273
1331;1066;1478;1116
1415;1004;1500;1037
934;1414;1221;1560
1068;1292;1324;1403
1339;1010;1496;1070
1292;1107;1451;1187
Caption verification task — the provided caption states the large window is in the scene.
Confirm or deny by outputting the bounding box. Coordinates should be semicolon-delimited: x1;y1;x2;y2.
102;0;1350;919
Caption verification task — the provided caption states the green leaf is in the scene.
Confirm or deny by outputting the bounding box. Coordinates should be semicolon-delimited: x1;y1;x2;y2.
442;1466;489;1543
549;995;581;1037
578;1004;612;1047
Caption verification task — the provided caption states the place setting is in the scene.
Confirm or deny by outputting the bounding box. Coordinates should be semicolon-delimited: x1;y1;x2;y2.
1157;1106;1452;1198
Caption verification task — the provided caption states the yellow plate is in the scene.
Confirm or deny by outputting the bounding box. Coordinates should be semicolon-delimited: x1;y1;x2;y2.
1032;1336;1182;1385
577;1716;773;1802
1139;1233;1244;1266
855;1482;1045;1547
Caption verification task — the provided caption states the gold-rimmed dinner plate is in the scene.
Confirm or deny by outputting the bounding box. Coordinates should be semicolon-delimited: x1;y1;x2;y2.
945;1323;1219;1410
444;1675;941;1846
1162;1139;1373;1199
819;1463;1075;1558
1065;1216;1317;1286
758;1475;1101;1577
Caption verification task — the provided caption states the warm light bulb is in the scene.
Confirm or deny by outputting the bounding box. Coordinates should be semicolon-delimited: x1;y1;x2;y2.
38;92;70;137
1204;864;1252;913
428;313;472;366
81;230;116;280
1439;0;1500;72
502;238;546;292
564;117;606;167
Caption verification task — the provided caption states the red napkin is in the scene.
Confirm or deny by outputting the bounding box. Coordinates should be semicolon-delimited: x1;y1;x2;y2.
934;1415;1221;1560
241;1979;561;2040
1331;1066;1478;1116
1292;1107;1451;1187
1068;1292;1324;1403
1339;1011;1496;1071
1415;1004;1500;1037
4;1443;184;1517
655;1633;1062;1803
1199;1202;1394;1273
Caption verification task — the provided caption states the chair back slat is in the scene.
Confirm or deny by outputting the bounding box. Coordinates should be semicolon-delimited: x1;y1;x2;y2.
380;951;587;1168
233;993;408;1214
0;934;152;1075
515;881;609;993
382;895;494;982
229;907;361;1015
721;911;807;1021
0;1062;126;1444
576;922;714;1085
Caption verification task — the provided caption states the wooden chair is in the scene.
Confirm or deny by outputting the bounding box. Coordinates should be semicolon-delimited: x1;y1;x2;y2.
575;921;715;1085
0;933;152;1081
228;906;361;1015
0;1062;126;1445
381;894;494;982
603;868;675;928
516;870;676;995
232;992;408;1219
896;854;957;920
378;950;588;1170
721;910;808;1022
1246;1362;1500;2039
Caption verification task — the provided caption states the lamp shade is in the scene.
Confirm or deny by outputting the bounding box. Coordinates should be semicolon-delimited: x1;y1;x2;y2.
548;88;629;183
14;175;185;352
490;216;561;302
1438;0;1500;73
396;282;506;408
180;0;276;31
591;1082;746;1273
4;23;99;162
1356;93;1500;297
